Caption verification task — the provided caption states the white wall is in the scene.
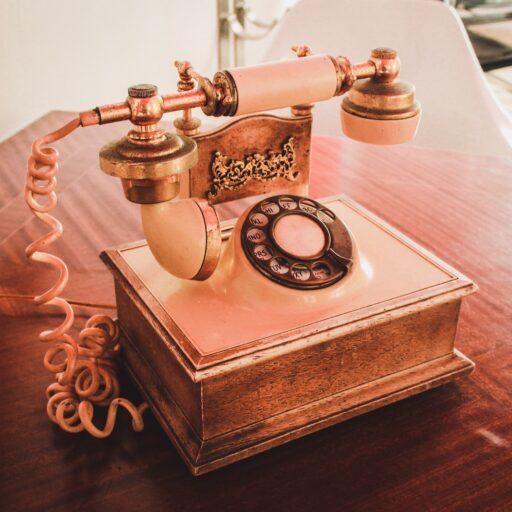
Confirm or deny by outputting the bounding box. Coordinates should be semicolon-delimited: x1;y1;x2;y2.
0;0;218;141
242;0;299;66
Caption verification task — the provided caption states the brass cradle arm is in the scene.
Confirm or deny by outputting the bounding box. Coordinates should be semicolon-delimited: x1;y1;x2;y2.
79;47;404;128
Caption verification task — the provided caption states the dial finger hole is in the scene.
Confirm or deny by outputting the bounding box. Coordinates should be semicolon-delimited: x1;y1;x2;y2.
278;196;298;210
247;228;266;243
260;201;280;216
299;199;317;214
253;244;273;261
311;261;332;279
290;263;311;281
269;257;290;275
249;212;268;227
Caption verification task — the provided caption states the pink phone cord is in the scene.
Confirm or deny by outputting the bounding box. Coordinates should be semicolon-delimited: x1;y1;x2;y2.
25;118;148;437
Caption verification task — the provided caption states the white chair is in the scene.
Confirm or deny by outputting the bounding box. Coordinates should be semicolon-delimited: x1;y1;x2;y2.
257;0;512;156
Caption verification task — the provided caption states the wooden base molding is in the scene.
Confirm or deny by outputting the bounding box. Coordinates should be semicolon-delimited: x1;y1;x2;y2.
123;339;472;475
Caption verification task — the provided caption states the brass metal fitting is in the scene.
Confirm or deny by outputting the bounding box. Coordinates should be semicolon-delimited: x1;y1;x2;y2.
291;45;314;116
342;79;420;121
99;133;197;179
331;55;356;96
369;48;401;83
341;48;419;122
336;48;420;120
99;83;198;204
204;71;237;117
173;62;202;136
121;176;181;204
127;84;164;123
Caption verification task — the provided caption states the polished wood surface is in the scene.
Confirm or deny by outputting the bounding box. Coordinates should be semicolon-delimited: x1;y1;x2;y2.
1;111;512;511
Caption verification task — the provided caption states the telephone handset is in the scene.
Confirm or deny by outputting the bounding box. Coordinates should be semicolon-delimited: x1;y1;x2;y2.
24;46;421;440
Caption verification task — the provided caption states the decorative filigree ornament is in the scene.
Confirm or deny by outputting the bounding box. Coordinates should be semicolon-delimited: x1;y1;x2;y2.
208;137;298;199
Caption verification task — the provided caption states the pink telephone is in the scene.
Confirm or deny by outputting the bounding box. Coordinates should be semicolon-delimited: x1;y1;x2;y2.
25;46;475;474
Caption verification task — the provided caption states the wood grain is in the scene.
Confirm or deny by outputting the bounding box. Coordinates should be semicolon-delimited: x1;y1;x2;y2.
1;112;512;511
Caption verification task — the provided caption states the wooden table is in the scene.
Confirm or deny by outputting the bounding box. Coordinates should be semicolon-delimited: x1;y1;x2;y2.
1;111;512;512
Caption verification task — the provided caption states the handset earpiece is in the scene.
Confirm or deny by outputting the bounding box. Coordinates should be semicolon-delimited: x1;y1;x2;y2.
141;198;221;280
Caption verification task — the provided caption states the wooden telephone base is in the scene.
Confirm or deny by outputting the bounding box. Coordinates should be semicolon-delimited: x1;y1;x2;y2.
102;192;475;475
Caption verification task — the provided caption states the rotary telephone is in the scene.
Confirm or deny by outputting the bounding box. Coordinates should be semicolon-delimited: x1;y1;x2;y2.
25;47;421;446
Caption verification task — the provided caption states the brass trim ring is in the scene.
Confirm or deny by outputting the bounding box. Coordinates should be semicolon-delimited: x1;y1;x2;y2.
191;198;222;280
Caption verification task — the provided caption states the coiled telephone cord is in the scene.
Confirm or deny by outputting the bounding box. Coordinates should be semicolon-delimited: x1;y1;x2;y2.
24;118;148;437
